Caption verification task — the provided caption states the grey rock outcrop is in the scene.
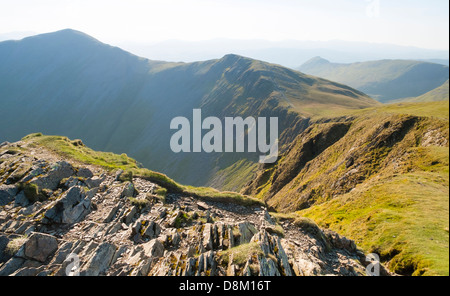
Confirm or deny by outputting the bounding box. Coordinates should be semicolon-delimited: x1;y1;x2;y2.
0;185;18;206
23;233;58;263
0;140;385;277
30;161;75;191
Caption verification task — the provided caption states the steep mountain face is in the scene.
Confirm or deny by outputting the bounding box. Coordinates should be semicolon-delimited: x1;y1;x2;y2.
242;102;449;276
0;29;378;190
0;136;381;276
298;57;449;102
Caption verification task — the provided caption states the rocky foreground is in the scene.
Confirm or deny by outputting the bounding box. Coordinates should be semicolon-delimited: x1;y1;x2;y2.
0;140;385;276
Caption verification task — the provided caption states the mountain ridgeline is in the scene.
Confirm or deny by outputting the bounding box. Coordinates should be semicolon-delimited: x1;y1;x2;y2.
0;29;378;190
0;30;448;277
299;57;449;103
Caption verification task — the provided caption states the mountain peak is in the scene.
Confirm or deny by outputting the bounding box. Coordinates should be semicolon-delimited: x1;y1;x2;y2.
220;53;254;64
302;56;331;66
20;28;103;46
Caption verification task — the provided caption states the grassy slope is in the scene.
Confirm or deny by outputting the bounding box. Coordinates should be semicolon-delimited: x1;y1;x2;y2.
299;58;449;102
300;147;449;276
330;100;449;120
298;102;449;276
20;133;263;207
401;80;449;103
241;101;449;276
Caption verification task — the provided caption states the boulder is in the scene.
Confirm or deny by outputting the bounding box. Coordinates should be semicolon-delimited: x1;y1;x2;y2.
85;176;105;189
202;224;214;251
238;222;257;244
0;185;18;206
251;230;271;256
275;237;293;276
258;255;281;276
77;168;94;179
0;257;25;276
121;182;136;198
50;241;75;265
0;235;10;262
23;232;59;263
31;161;75;191
44;186;90;224
262;210;276;226
142;221;161;240
123;206;137;225
14;191;30;208
103;204;120;223
130;260;152;276
142;239;164;258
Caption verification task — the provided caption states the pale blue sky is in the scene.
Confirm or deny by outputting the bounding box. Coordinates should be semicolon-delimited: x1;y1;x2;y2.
0;0;448;49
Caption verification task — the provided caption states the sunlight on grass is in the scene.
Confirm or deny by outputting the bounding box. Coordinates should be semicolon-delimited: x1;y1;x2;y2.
22;133;261;207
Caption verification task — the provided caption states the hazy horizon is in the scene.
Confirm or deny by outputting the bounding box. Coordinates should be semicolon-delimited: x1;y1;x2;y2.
1;29;448;68
0;0;449;51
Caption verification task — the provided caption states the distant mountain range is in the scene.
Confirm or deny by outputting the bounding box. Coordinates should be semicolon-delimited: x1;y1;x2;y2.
0;29;377;189
298;57;449;102
3;31;448;68
118;39;449;69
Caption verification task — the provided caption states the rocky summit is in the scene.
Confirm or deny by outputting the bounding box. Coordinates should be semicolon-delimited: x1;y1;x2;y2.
0;138;387;277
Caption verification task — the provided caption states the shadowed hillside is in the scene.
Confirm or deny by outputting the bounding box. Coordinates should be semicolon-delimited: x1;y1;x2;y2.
400;80;449;103
0;29;378;190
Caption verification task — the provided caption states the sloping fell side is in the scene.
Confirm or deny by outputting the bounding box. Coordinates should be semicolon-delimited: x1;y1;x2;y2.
242;101;449;276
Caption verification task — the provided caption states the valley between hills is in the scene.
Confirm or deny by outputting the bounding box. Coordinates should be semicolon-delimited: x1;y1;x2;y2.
0;29;448;276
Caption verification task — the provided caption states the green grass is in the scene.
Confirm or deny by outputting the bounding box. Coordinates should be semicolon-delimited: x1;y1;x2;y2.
261;102;449;276
5;236;28;256
173;211;192;229
23;134;140;171
300;147;449;276
155;187;167;197
22;134;183;191
118;170;133;183
299;58;449;103
212;159;259;192
16;182;45;203
130;168;184;193
184;186;264;207
334;101;449;120
218;242;264;267
128;197;151;210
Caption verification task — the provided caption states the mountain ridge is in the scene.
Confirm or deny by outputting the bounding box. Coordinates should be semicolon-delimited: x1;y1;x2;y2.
0;29;378;190
298;57;449;102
